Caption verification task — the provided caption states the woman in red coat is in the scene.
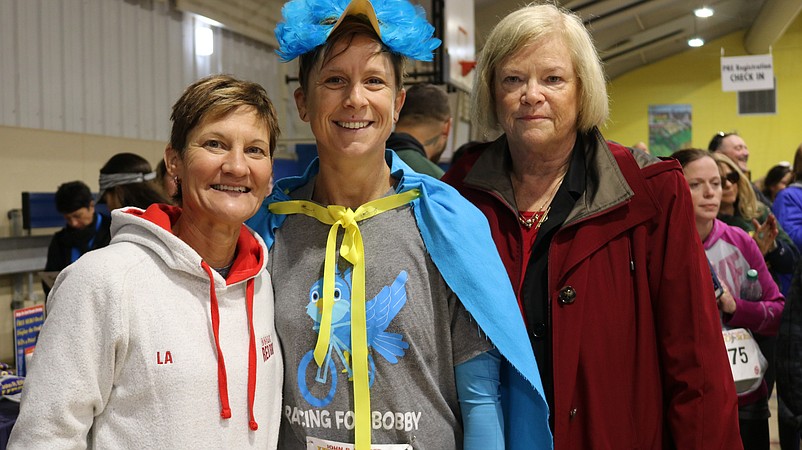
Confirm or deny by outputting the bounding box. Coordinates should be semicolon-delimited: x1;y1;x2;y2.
442;3;741;449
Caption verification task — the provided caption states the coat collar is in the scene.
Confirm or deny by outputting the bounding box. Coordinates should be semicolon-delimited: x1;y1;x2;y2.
463;128;635;224
462;129;666;283
566;128;634;225
463;134;516;212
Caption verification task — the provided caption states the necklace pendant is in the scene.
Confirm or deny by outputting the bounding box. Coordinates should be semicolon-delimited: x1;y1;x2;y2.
518;214;536;229
534;207;551;230
518;210;544;229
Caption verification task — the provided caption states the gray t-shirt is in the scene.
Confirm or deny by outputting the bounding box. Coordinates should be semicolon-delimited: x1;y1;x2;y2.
270;182;492;449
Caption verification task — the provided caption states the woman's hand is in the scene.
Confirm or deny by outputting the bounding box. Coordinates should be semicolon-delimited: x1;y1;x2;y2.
718;287;737;314
752;215;779;255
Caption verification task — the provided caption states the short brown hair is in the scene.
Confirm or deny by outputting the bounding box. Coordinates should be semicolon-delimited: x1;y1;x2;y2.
671;148;711;168
397;83;450;125
169;74;280;158
297;16;406;94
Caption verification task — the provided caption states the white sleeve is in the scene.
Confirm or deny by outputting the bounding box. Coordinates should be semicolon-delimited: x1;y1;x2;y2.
8;257;125;450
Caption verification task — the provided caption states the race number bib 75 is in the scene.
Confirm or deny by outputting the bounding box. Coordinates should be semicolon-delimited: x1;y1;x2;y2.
722;328;767;395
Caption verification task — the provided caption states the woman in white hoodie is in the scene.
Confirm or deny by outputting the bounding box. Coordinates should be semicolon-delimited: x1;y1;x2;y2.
9;75;283;449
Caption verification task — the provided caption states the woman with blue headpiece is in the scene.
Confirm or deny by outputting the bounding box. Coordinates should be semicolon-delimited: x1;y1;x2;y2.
246;0;551;449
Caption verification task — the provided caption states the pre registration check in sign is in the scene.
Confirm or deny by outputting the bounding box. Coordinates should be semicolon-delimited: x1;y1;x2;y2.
721;53;774;92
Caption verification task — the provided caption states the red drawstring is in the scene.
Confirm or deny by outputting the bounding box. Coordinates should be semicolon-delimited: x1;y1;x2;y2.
246;279;258;431
201;261;259;430
201;262;232;420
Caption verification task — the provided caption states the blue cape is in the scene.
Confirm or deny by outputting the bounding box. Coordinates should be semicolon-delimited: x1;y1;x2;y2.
247;150;552;449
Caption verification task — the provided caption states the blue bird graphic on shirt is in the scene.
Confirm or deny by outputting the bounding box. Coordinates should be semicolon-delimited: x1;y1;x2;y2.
306;268;410;369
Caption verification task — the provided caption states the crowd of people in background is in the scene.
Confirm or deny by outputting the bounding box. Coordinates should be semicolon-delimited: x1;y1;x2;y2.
14;0;802;449
621;132;802;450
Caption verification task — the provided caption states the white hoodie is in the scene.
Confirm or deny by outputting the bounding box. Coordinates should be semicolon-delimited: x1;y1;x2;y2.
9;204;282;449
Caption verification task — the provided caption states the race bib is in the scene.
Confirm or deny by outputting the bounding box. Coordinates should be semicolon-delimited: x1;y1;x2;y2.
722;328;767;395
306;437;412;450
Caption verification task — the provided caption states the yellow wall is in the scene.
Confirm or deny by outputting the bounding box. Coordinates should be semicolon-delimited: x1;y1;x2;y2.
603;15;802;180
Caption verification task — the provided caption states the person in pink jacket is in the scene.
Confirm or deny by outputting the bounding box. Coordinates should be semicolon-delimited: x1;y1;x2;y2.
673;148;784;450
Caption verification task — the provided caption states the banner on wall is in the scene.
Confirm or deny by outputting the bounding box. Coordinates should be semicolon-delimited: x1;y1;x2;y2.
721;54;774;92
14;304;45;377
648;104;692;158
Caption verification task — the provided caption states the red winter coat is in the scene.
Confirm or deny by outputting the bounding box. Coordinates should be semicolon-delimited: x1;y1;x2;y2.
443;131;741;449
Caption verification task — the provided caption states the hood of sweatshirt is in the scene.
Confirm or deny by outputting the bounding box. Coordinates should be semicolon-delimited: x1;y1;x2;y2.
703;219;728;250
112;203;265;284
111;203;266;430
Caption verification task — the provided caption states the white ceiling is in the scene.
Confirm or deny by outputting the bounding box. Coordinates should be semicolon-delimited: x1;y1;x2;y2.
174;0;802;82
475;0;802;80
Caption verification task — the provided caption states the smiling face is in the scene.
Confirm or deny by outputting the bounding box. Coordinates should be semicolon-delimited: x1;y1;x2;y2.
294;33;405;161
493;34;579;152
717;135;749;172
683;156;722;226
167;105;273;227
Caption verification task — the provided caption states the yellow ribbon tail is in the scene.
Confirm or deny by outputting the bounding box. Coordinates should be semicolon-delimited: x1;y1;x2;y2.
314;222;342;367
267;189;422;450
351;236;371;450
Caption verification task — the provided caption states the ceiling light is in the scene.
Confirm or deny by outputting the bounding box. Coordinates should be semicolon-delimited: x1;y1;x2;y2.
688;37;705;48
694;7;714;18
195;26;214;56
193;13;224;28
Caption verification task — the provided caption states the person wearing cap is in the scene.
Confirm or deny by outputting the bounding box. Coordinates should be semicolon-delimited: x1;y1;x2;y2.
43;180;112;292
98;152;170;210
10;75;283;449
246;1;550;449
386;83;452;178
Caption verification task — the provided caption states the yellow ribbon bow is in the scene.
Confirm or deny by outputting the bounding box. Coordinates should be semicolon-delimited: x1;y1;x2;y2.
269;188;420;450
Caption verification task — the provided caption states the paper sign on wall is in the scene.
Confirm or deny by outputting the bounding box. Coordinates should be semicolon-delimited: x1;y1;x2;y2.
14;304;45;377
721;54;774;92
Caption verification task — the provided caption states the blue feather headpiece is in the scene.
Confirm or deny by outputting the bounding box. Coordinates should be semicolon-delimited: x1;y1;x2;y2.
275;0;441;62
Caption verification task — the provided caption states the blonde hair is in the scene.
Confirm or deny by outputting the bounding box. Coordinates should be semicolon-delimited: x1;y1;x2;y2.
472;3;608;138
712;152;758;220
